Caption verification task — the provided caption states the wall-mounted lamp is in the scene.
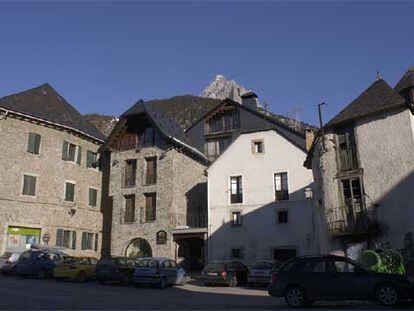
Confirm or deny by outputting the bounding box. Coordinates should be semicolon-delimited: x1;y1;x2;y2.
304;187;314;200
68;208;76;216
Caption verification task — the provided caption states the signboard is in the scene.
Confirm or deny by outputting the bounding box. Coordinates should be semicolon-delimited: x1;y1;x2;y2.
7;226;41;236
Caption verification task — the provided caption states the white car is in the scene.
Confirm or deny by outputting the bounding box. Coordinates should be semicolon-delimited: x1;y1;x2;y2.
0;252;21;274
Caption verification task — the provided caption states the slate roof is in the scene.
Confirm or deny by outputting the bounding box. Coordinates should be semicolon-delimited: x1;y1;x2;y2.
325;79;406;128
122;95;222;131
0;83;105;142
395;67;414;94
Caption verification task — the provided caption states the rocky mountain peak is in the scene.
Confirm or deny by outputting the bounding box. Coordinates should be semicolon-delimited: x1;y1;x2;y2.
200;74;248;103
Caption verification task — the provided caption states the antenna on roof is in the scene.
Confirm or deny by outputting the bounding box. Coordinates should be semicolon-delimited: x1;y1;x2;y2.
376;70;382;81
263;100;270;113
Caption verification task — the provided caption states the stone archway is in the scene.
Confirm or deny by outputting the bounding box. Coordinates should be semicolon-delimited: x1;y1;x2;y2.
125;238;152;258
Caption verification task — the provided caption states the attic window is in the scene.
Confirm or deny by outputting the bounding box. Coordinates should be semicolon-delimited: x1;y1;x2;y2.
252;140;264;154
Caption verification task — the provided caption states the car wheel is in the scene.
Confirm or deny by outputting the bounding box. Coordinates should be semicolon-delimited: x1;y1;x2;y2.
229;276;237;287
158;277;167;289
376;283;400;307
37;269;47;279
284;286;306;308
77;271;86;283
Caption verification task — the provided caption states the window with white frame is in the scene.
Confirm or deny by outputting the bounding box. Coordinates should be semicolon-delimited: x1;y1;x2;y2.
274;172;289;201
62;141;82;165
89;188;98;207
231;211;242;227
252;140;264;154
27;132;41;154
81;232;94;250
230;176;243;204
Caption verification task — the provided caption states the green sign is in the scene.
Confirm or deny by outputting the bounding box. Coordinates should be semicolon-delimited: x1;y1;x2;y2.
7;226;41;236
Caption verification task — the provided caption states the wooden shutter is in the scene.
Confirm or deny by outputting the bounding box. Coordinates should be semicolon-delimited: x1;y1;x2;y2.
62;141;69;160
145;193;156;222
145;158;157;185
71;231;77;250
94;233;99;251
89;188;97;207
22;175;36;196
76;146;82;165
27;133;40;154
56;229;63;246
65;182;75;202
81;232;86;250
124;195;135;223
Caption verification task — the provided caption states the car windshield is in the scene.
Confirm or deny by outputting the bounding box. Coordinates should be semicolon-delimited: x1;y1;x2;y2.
204;263;225;272
250;262;274;270
136;259;159;268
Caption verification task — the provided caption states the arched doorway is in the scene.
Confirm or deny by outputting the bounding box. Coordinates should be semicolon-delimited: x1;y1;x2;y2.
125;238;152;258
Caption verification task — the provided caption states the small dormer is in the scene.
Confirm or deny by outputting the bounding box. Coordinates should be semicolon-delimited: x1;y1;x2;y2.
395;67;414;104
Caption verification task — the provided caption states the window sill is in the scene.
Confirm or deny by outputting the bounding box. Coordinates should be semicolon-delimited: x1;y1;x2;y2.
25;151;42;157
19;194;37;199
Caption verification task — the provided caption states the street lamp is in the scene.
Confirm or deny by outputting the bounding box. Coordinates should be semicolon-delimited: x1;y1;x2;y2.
304;187;314;200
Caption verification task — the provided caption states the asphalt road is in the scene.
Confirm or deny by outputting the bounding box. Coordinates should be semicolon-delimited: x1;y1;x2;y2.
0;275;413;310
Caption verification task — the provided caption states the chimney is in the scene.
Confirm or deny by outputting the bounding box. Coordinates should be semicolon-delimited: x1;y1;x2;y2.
305;129;315;152
241;91;259;110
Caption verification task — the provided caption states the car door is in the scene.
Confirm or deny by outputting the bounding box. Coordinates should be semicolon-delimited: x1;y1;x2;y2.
331;258;373;300
164;260;179;284
299;259;336;300
87;258;97;278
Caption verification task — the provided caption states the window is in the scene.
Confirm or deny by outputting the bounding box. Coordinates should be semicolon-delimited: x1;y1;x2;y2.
274;172;289;201
81;232;94;250
64;182;75;202
252;140;264;154
278;210;288;224
62;141;81;164
124;195;136;223
27;132;41;154
123;159;137;187
94;233;99;251
89;188;98;207
341;178;363;209
231;211;242;227
86;150;98;168
71;231;77;250
205;137;231;157
55;229;72;248
230;176;243;204
145;157;157;185
334;260;358;273
22;174;36;196
145;193;157;222
206;108;240;134
300;260;328;273
156;230;167;245
231;248;244;259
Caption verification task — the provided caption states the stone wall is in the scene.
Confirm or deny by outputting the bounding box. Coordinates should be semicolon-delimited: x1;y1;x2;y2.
0;114;103;257
108;144;207;259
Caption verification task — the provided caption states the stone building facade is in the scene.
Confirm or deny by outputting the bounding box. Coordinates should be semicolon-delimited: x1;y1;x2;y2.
0;84;104;257
306;70;414;260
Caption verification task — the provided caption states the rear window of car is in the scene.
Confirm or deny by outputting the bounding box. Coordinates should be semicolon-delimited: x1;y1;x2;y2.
204;263;225;272
1;252;12;259
136;259;159;268
20;251;35;260
278;258;298;272
250;262;274;270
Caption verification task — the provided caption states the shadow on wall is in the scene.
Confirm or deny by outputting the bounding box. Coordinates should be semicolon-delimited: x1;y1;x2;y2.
208;184;322;264
186;182;208;227
371;171;414;276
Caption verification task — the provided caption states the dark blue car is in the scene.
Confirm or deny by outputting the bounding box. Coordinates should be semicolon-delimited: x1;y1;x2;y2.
16;250;67;279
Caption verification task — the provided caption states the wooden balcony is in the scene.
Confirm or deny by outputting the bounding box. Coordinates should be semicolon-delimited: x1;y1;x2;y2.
326;204;379;236
173;212;207;229
338;144;359;172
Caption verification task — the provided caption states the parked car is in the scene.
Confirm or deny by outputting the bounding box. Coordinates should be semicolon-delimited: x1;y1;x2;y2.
247;260;280;287
201;261;248;287
54;257;98;282
268;255;414;308
0;252;21;275
132;257;187;289
96;257;136;285
15;249;67;278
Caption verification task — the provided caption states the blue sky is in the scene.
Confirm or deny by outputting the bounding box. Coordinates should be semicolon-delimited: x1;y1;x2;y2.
0;1;413;125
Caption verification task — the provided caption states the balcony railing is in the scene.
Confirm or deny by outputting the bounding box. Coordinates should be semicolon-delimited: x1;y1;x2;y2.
326;203;378;236
173;212;207;229
338;144;358;172
122;173;136;188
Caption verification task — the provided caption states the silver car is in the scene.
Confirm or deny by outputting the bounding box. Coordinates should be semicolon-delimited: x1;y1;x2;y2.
0;252;21;274
247;260;280;287
132;257;187;289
